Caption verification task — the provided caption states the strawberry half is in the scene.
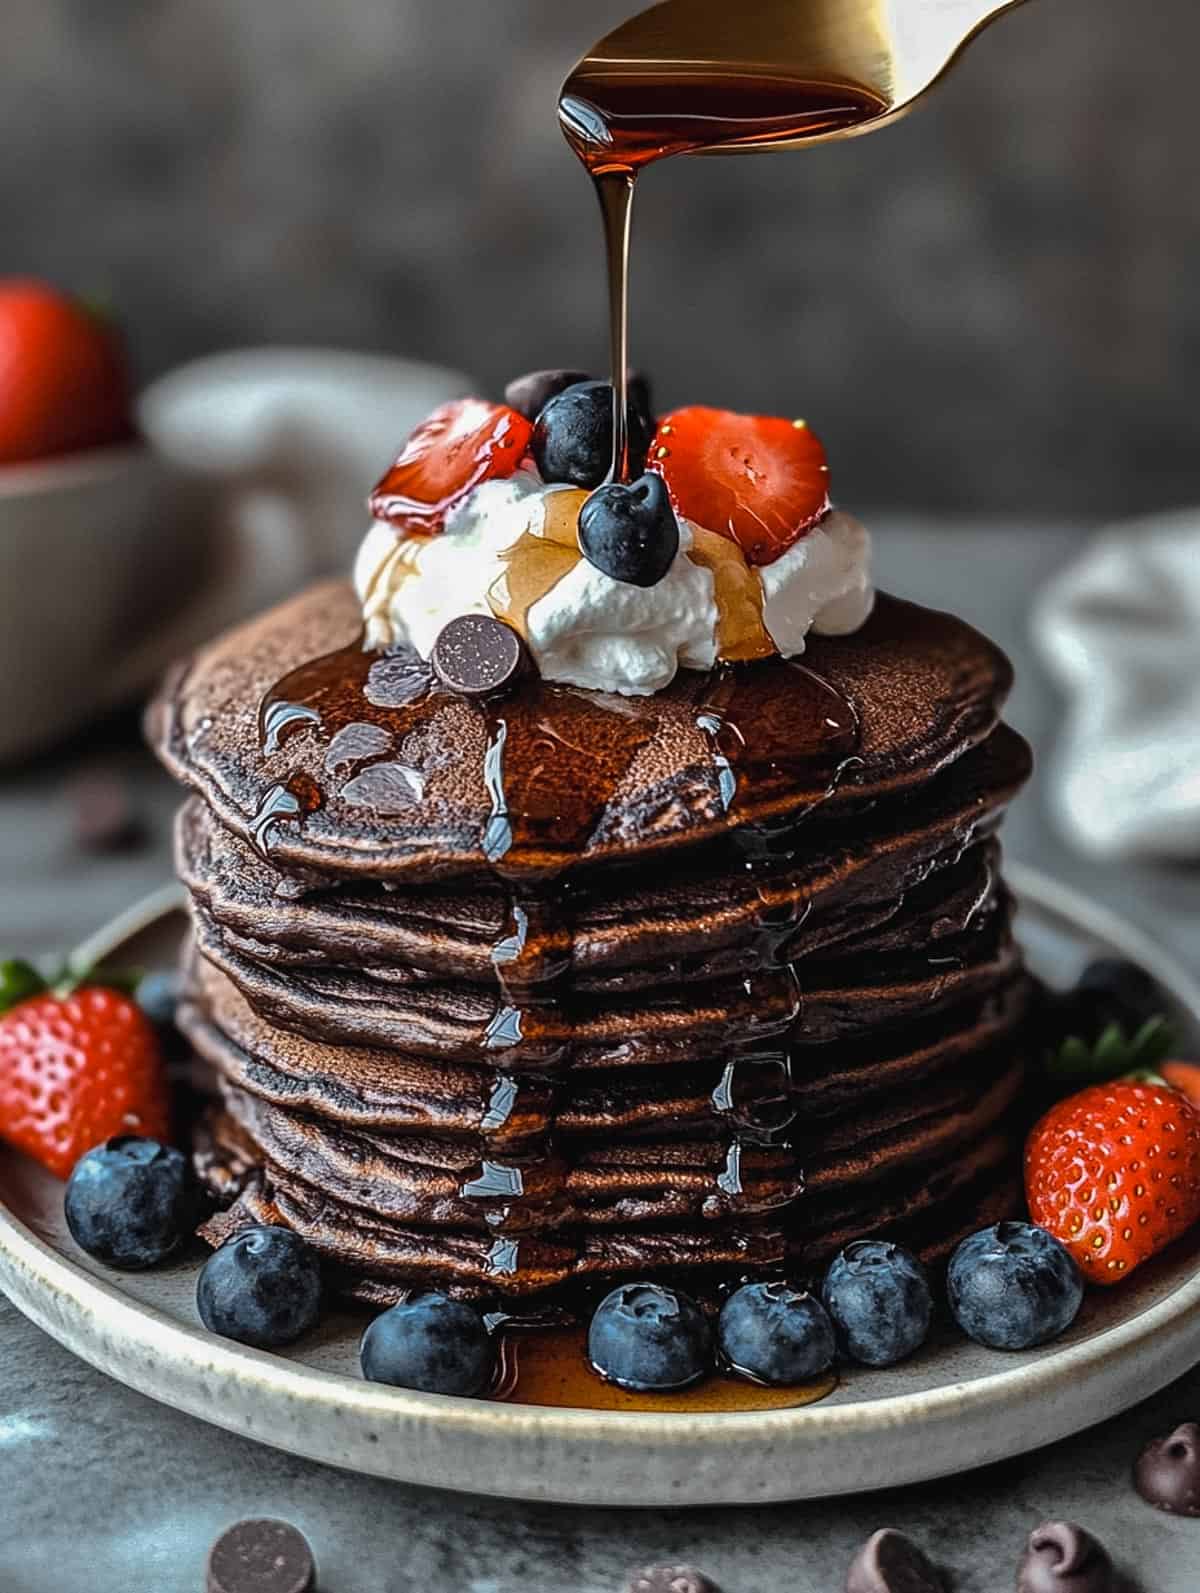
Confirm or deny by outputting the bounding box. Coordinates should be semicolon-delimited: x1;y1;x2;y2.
369;398;533;535
0;982;169;1179
1025;1080;1200;1285
648;406;831;566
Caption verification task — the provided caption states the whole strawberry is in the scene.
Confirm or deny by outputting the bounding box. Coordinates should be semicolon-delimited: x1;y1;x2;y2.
0;973;169;1179
1025;1081;1200;1284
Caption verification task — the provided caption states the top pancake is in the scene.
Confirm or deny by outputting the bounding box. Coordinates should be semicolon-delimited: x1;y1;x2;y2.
149;580;1013;883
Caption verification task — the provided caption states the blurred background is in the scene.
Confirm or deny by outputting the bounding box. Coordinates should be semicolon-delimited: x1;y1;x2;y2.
2;0;1198;966
5;0;1199;515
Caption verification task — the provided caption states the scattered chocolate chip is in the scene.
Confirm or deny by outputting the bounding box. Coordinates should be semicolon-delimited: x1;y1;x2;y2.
431;614;529;698
206;1518;316;1593
1134;1421;1200;1515
846;1528;943;1593
626;1566;719;1593
1017;1522;1114;1593
504;368;592;421
67;767;146;853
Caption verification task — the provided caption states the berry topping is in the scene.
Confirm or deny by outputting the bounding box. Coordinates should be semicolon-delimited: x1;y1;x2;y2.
1161;1060;1200;1109
588;1282;712;1392
0;278;133;464
578;471;679;587
1134;1423;1200;1516
821;1240;933;1367
504;368;592;421
431;614;529;697
1017;1521;1114;1593
64;1136;197;1270
947;1222;1084;1348
1024;1081;1200;1283
648;406;830;566
196;1225;322;1348
0;978;170;1179
531;379;654;487
716;1281;835;1386
846;1529;943;1593
359;1292;494;1396
369;398;533;535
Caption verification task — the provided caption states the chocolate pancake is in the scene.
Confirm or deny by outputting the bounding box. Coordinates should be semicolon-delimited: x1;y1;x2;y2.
188;863;1017;1068
175;725;1031;990
149;582;1013;883
178;956;1030;1146
155;570;1035;1311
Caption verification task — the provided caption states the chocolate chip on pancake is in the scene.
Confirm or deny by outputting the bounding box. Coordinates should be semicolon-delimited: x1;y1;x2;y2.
432;614;529;697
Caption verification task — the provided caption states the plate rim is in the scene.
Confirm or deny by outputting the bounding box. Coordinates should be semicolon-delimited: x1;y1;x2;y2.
1;864;1199;1500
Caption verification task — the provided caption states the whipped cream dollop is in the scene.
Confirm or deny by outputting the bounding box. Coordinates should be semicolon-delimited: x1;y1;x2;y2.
355;467;873;695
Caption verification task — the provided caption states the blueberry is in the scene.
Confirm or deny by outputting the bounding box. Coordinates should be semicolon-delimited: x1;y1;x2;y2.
504;367;592;422
588;1282;712;1392
947;1221;1084;1350
1076;958;1165;1035
822;1240;934;1366
64;1136;197;1270
135;969;181;1030
532;379;654;487
717;1281;835;1385
196;1225;322;1348
360;1292;494;1396
578;473;679;587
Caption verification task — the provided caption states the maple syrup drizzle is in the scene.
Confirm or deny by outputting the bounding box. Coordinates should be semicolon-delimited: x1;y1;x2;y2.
492;1325;836;1413
242;14;885;1309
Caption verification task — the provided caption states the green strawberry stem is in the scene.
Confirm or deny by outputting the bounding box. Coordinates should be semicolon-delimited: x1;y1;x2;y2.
1045;1014;1177;1091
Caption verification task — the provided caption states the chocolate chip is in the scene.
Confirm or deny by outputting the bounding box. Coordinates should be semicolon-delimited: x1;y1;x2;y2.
626;1567;719;1593
431;614;528;698
504;368;592;421
1134;1421;1200;1515
1017;1522;1114;1593
206;1518;316;1593
846;1529;943;1593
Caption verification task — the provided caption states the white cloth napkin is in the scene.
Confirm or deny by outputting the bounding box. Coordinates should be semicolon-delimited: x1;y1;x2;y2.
1032;508;1200;862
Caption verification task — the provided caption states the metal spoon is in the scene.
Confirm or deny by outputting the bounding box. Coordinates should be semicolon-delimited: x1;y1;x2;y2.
569;0;1030;154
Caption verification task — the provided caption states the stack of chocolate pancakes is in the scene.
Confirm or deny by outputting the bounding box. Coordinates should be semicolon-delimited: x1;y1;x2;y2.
151;580;1034;1309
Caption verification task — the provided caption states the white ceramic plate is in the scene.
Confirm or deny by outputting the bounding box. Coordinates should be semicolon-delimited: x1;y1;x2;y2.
1;866;1198;1507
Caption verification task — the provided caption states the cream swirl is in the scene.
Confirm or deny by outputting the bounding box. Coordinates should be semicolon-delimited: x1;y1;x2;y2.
354;468;873;695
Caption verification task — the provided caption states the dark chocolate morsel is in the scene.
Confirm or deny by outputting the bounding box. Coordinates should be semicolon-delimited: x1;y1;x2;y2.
431;614;529;698
206;1518;316;1593
1017;1521;1114;1593
504;368;592;421
846;1528;943;1593
626;1567;719;1593
1134;1421;1200;1516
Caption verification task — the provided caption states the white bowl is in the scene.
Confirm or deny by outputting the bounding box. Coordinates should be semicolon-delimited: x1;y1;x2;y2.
0;443;205;764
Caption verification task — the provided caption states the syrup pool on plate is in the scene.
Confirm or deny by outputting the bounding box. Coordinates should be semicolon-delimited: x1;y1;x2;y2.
493;1325;837;1413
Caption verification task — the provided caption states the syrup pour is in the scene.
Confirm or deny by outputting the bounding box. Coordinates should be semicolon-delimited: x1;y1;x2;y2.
559;20;886;480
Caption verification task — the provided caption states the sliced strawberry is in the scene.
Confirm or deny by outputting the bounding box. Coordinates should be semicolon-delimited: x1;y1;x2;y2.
648;406;830;566
369;399;533;535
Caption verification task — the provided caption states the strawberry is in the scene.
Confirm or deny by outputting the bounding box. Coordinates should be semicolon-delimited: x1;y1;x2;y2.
0;981;169;1179
1025;1080;1200;1285
647;406;830;566
0;279;133;465
1162;1062;1200;1111
369;398;533;535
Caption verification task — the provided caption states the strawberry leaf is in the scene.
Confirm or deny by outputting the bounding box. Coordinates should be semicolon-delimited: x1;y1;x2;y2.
1046;1013;1178;1091
0;959;47;1014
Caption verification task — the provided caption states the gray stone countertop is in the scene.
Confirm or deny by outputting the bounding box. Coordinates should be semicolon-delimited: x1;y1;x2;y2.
1;520;1197;1591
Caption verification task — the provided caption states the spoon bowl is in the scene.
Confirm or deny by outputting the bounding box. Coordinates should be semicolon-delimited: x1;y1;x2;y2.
567;0;1029;157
